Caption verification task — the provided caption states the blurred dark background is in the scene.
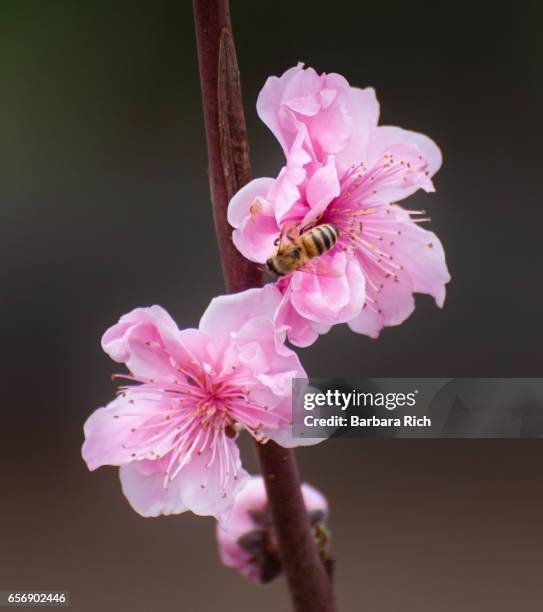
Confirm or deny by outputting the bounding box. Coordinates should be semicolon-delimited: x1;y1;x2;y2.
1;1;542;610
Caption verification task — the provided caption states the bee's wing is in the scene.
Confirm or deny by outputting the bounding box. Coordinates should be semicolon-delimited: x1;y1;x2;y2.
296;258;343;278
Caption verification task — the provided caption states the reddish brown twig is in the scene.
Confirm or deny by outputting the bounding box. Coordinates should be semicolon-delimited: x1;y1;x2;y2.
192;1;335;610
192;0;259;293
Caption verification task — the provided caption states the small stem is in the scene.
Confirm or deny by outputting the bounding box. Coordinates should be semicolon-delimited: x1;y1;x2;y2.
258;441;336;611
192;1;335;610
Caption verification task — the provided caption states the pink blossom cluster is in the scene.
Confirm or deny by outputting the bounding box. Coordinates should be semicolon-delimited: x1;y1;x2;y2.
82;64;449;579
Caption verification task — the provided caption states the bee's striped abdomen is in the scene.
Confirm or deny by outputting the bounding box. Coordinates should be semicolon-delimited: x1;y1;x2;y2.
318;224;339;250
300;224;339;259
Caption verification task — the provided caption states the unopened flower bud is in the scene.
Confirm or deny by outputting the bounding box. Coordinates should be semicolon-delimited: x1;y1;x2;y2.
216;475;330;583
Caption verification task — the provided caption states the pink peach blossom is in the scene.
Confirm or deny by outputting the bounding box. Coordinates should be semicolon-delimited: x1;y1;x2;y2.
216;475;329;583
229;64;450;346
82;286;312;522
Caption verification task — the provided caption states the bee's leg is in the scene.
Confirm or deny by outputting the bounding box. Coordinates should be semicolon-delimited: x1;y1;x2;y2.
274;227;285;246
300;216;321;234
285;227;296;242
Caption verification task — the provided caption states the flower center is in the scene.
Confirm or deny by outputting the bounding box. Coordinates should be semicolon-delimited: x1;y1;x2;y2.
113;354;278;493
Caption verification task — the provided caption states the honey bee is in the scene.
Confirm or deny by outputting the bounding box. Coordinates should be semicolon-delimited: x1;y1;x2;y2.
266;223;339;277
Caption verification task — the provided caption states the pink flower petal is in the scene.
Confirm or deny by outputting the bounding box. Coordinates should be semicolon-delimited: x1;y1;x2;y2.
101;305;179;364
227;178;275;228
348;205;449;337
119;441;249;522
364;125;442;200
347;273;415;338
268;128;312;222
227;178;280;263
232;212;279;264
257;63;306;155
304;156;340;225
289;252;366;325
199;285;284;354
306;74;352;157
82;393;165;471
119;462;188;517
275;293;322;347
381;206;450;307
335;86;379;173
264;397;323;448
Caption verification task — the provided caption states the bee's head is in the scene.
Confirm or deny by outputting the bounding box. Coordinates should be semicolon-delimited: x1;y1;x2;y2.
266;247;301;277
266;257;282;277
